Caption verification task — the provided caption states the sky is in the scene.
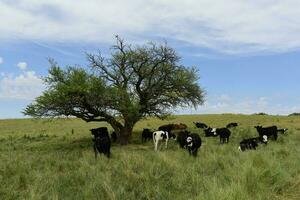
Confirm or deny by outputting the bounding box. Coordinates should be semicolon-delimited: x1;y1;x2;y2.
0;0;299;118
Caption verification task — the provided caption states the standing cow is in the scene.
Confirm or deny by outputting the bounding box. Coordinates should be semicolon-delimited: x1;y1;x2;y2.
255;126;278;140
186;133;202;157
153;130;176;151
212;128;231;144
90;127;111;158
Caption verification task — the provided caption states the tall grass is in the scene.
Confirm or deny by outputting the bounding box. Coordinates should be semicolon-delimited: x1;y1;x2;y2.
0;114;299;199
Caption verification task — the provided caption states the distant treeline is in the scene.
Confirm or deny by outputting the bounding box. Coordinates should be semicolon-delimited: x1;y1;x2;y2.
253;112;268;116
288;112;300;116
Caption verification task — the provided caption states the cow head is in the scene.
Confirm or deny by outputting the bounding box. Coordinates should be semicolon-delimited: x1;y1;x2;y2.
90;127;109;138
262;135;268;144
254;125;262;130
212;128;217;135
186;136;193;147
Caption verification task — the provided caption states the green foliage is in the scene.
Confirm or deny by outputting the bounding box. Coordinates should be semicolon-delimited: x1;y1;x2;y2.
24;37;205;143
0;114;300;199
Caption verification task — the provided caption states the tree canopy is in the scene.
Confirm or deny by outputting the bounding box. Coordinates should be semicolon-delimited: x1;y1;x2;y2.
24;36;205;144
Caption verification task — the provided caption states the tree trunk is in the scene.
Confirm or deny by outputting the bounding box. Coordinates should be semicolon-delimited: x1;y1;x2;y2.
118;125;133;145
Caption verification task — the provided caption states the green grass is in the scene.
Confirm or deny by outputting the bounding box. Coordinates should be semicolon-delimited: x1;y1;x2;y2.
0;114;300;200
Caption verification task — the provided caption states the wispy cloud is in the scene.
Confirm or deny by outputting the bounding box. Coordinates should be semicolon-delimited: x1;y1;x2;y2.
1;1;300;54
0;57;3;64
17;62;27;70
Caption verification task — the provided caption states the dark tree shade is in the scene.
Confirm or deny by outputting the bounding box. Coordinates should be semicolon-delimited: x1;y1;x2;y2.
24;36;205;144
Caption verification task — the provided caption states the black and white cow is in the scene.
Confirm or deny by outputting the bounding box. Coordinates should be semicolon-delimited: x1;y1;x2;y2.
214;128;231;144
153;130;176;151
255;126;278;140
186;133;202;156
239;135;268;151
226;122;238;128
193;122;208;129
176;130;190;149
142;128;153;143
204;127;218;137
90;127;111;158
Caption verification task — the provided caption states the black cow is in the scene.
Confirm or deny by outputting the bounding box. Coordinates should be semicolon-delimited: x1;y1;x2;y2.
239;139;258;151
186;133;202;157
90;127;111;158
214;128;231;144
226;122;238;128
204;127;218;137
158;124;173;133
255;126;278;140
239;135;268;151
141;128;153;143
176;130;190;148
193;122;208;129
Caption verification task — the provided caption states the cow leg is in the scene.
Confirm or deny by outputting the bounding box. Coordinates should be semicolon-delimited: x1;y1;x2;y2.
193;149;198;157
188;148;192;155
274;133;278;140
153;135;157;151
94;145;98;159
165;138;168;149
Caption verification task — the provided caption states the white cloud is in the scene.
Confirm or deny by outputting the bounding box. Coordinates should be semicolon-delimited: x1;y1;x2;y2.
178;94;300;115
17;62;27;70
0;71;44;100
0;57;3;64
1;1;300;54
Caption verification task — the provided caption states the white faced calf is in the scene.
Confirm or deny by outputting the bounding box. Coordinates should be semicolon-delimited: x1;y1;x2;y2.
153;130;175;151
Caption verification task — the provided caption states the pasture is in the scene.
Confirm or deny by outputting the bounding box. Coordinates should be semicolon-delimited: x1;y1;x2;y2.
0;114;300;200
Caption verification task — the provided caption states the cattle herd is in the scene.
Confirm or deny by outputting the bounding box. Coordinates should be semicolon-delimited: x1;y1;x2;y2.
90;121;288;158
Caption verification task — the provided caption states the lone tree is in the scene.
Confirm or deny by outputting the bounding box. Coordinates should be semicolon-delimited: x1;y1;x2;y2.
24;36;205;144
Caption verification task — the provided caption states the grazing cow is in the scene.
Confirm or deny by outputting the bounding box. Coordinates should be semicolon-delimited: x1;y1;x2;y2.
153;130;176;151
111;131;117;143
255;126;278;140
204;127;218;137
158;123;187;133
176;130;190;148
186;133;202;156
173;123;188;130
193;122;208;129
226;122;238;128
239;139;258;151
158;124;174;133
278;128;288;134
239;135;268;151
141;128;153;143
213;128;231;144
90;127;111;158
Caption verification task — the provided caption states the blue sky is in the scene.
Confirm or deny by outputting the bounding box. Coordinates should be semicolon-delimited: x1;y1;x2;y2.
0;0;299;118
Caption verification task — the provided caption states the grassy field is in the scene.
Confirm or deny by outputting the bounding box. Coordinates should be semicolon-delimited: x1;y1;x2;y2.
0;114;300;200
